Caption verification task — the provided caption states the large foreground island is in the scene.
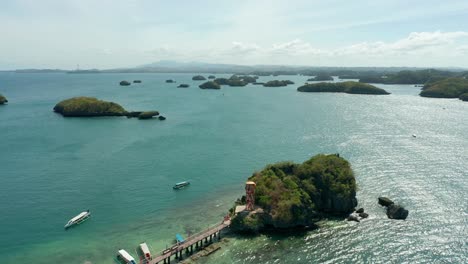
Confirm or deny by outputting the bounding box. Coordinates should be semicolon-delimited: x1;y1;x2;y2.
419;77;468;101
231;154;357;233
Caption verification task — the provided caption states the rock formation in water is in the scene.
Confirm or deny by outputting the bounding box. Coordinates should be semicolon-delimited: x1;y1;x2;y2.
166;79;175;83
208;75;216;79
0;94;7;104
308;75;334;81
192;75;206;81
138;111;160;119
231;154;357;233
177;84;190;88
378;197;394;207
297;81;390;95
199;81;221;90
386;204;409;220
120;81;131;86
133;80;142;83
378;197;408;220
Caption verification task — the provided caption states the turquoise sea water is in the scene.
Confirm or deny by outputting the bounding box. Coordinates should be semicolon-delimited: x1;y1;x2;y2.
0;73;467;263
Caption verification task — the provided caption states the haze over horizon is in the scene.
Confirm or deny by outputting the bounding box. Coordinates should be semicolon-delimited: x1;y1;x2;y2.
2;0;468;70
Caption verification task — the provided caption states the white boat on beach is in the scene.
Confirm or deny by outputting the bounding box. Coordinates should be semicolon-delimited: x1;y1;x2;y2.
64;210;91;229
117;249;137;264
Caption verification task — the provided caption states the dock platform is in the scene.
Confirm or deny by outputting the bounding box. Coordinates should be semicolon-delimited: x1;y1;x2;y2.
148;219;231;264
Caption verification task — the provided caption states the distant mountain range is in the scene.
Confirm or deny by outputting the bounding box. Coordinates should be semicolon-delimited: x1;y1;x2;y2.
7;61;467;74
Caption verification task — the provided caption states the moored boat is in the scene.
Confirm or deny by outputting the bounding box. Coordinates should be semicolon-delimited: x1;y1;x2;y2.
176;233;185;244
117;249;137;264
64;210;91;229
139;242;152;260
173;181;190;189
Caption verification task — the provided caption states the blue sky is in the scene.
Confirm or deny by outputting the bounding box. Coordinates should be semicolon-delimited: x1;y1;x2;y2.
1;0;468;69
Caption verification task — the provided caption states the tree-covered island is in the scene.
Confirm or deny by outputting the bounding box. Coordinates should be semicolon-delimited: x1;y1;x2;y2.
230;154;357;232
419;77;468;101
297;81;390;95
53;97;162;119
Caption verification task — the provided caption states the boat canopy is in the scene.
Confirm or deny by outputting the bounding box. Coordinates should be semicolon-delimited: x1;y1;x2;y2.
139;242;151;259
176;233;185;243
118;249;136;263
69;211;88;223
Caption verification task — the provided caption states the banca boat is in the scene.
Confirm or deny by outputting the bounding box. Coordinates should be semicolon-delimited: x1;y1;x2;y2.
117;249;137;264
64;210;91;229
173;181;190;189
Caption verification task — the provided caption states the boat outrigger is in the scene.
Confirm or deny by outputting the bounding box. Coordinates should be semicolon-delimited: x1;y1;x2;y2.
64;210;91;229
117;249;137;264
173;181;190;190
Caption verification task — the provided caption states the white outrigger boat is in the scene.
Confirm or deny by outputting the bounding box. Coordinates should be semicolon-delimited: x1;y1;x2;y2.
117;249;137;264
64;210;91;229
139;242;152;261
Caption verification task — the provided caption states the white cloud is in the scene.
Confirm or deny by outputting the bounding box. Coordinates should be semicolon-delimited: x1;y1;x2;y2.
336;31;468;56
269;39;327;56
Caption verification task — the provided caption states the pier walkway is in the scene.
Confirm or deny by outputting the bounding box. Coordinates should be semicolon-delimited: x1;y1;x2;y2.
148;219;231;264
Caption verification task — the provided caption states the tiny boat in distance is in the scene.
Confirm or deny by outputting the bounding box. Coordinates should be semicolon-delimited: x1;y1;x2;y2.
173;181;190;190
64;210;91;229
117;249;137;264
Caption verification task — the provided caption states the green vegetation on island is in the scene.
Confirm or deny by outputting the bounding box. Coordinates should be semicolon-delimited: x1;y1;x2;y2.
199;81;221;89
358;69;458;85
0;94;7;104
213;75;258;87
263;80;294;87
54;97;127;117
297;81;390;95
192;75;206;81
53;97;163;119
419;77;468;101
308;75;334;81
231;154;357;232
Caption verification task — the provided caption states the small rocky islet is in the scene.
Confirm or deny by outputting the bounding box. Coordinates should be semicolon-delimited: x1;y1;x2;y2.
0;94;7;104
119;80;131;86
297;81;390;95
192;75;207;81
53;97;164;120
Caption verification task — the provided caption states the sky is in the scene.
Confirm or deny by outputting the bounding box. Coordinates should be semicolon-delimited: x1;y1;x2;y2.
1;0;468;70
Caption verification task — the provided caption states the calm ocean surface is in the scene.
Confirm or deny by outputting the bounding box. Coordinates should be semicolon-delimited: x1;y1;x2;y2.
0;73;467;263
